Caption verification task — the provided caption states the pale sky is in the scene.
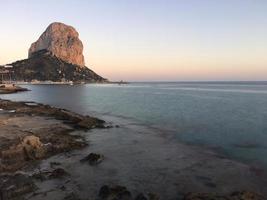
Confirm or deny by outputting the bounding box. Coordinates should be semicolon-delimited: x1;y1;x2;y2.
1;0;267;81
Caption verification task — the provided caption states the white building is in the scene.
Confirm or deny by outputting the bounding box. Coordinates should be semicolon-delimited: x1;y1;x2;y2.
4;65;13;69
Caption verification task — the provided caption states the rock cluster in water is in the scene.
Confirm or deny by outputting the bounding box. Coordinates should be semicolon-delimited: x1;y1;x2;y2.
28;22;85;67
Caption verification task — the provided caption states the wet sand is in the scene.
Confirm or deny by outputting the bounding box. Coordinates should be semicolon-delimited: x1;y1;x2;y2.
0;99;266;200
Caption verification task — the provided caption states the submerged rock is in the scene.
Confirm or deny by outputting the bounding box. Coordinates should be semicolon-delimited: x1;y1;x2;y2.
98;185;132;200
50;161;61;168
80;153;104;165
135;194;148;200
77;117;105;129
229;191;264;200
98;185;110;199
63;192;81;200
183;191;264;200
135;193;159;200
48;168;69;179
32;168;69;181
98;185;159;200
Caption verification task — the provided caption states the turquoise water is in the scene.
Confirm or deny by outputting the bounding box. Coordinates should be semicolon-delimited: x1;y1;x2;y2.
2;82;267;167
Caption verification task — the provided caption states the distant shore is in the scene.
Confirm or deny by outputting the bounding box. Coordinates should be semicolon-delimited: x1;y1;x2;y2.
13;80;129;85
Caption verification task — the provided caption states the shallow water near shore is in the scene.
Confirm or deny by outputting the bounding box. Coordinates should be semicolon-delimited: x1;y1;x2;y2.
2;82;267;168
25;115;267;199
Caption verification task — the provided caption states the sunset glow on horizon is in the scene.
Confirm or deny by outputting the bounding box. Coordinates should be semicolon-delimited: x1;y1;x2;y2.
1;0;267;81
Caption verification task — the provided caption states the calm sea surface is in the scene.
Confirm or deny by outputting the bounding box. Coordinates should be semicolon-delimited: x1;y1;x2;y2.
2;82;267;167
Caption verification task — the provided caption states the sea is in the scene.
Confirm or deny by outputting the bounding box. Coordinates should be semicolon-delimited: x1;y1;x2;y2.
2;81;267;168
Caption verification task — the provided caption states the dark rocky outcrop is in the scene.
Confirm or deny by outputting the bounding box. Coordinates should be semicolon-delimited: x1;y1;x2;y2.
0;173;36;200
0;99;105;129
80;153;104;165
97;185;264;200
32;168;69;181
0;135;47;172
98;185;160;200
0;99;105;172
10;50;107;83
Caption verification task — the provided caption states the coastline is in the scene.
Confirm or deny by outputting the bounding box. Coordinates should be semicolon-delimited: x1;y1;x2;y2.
0;98;105;172
0;84;29;94
0;97;266;199
14;80;128;85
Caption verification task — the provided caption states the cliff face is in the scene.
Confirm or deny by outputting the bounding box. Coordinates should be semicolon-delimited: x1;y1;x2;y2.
28;22;85;67
11;50;106;83
9;22;107;83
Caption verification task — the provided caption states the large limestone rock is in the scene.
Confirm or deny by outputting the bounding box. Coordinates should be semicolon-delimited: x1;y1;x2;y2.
28;22;85;67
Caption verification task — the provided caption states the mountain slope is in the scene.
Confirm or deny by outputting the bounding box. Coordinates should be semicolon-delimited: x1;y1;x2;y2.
10;50;107;83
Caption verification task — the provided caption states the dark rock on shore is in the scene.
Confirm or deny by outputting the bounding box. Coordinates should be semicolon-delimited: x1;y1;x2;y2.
0;135;47;172
80;153;104;165
32;168;69;181
0;173;36;200
48;168;69;179
0;130;85;172
0;99;105;172
0;99;105;130
22;135;46;160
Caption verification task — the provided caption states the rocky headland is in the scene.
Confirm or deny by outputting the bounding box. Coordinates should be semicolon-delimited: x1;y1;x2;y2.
10;49;106;83
7;22;107;83
29;22;85;67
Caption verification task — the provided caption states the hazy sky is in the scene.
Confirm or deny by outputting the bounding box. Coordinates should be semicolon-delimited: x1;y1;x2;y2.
1;0;267;81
